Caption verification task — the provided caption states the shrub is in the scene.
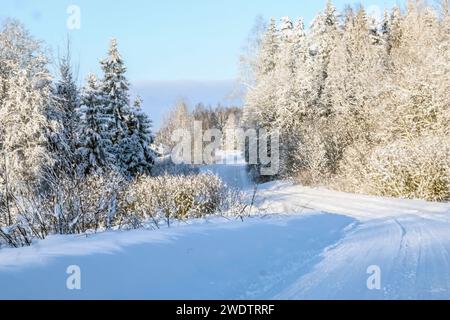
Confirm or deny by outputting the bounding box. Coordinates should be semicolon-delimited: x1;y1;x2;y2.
337;136;450;202
120;173;243;228
1;168;245;248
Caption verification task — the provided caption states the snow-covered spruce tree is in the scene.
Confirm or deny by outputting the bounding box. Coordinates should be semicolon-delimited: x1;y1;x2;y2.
99;38;134;174
50;52;81;176
242;18;281;181
117;97;155;178
275;18;307;128
100;39;131;157
133;97;156;169
281;1;341;184
307;0;340;117
383;6;403;56
77;74;114;175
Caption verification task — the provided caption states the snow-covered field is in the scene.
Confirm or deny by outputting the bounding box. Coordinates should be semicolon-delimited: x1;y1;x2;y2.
1;153;449;300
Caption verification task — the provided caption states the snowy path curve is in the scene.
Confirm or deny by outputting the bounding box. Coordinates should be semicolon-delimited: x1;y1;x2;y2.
255;182;450;299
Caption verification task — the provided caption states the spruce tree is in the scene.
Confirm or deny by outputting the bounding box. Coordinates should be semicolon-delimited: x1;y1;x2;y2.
52;53;81;175
78;74;114;175
308;0;340;116
100;39;132;158
118;97;155;178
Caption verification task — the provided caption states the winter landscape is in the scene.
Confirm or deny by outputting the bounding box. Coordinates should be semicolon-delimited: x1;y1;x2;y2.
0;0;449;301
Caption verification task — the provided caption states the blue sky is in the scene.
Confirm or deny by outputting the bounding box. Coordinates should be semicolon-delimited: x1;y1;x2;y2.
1;0;399;126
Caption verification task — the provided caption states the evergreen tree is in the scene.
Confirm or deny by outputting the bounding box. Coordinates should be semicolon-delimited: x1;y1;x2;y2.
100;39;133;154
275;18;307;132
273;18;309;176
384;6;403;55
51;53;81;175
127;97;155;177
257;18;280;77
77;74;114;175
307;0;340;116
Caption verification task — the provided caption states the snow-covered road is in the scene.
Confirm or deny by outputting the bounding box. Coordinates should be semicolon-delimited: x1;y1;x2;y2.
256;182;450;299
276;214;450;299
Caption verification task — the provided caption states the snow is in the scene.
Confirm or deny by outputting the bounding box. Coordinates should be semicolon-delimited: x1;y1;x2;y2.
0;153;449;299
253;181;450;221
0;214;353;300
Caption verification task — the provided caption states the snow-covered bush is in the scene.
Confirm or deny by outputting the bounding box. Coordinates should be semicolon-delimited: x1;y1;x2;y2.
54;171;126;232
337;137;450;202
120;173;243;228
0;170;127;248
0;223;33;248
1;168;246;248
293;121;332;186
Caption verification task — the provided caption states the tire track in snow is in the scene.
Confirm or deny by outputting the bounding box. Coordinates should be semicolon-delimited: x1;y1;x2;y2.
274;216;450;300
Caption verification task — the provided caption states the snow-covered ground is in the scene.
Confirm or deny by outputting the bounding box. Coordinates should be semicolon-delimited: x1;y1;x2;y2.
254;181;450;300
0;152;449;300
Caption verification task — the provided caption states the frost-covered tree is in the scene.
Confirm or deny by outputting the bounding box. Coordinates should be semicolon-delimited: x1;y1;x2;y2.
156;100;193;149
379;2;444;142
384;6;403;55
257;18;280;78
307;0;340;116
273;18;310;176
275;17;302;126
239;15;267;90
243;18;280;130
327;7;382;134
322;7;384;180
77;74;114;175
0;21;56;193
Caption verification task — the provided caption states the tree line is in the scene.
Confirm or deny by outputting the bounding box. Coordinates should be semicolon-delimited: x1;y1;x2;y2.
242;0;450;201
156;100;242;151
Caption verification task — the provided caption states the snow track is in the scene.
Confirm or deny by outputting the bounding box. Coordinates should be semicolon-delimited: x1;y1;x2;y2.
255;182;450;299
275;215;450;299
